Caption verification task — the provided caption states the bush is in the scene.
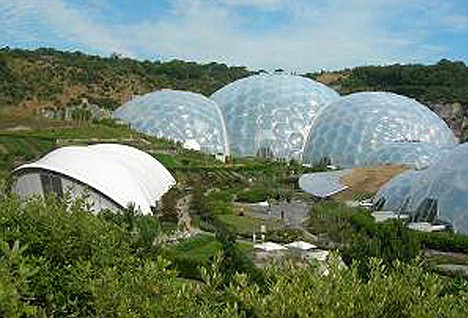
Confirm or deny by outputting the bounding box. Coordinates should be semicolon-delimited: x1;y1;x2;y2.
159;188;181;223
204;190;234;215
236;185;271;203
308;201;421;278
266;228;306;243
418;231;468;254
0;195;197;316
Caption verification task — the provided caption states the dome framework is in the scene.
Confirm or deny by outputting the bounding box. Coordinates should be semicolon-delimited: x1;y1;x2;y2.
302;92;457;168
211;74;339;159
374;144;468;234
114;90;229;156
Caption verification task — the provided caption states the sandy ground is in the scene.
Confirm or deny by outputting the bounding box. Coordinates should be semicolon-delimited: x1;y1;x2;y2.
335;165;407;200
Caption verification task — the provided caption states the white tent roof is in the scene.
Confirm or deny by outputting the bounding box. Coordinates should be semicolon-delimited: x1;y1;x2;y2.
298;170;352;198
254;242;287;251
182;139;201;151
285;241;317;250
15;143;176;214
307;250;330;262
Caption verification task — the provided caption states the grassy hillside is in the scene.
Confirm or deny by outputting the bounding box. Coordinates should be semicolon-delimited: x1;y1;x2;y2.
0;47;252;114
309;59;468;104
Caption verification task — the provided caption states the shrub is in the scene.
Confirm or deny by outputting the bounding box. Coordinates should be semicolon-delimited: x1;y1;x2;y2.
236;185;271;203
418;231;468;254
266;228;305;243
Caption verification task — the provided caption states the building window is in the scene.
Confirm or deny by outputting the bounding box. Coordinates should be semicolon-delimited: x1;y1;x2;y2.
40;173;63;197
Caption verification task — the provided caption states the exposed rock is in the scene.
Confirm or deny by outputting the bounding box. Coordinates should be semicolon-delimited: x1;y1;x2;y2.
427;101;468;140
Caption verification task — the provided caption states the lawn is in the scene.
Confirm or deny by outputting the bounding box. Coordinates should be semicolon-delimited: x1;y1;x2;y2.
154;153;179;168
217;214;282;237
165;234;221;262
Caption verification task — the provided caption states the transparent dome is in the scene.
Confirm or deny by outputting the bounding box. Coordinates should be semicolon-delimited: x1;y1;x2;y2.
114;90;229;155
404;144;468;233
302;92;457;167
374;143;468;233
362;142;446;170
211;74;339;159
373;170;423;212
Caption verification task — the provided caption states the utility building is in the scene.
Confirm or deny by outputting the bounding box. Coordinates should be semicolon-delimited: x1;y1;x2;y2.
11;144;175;214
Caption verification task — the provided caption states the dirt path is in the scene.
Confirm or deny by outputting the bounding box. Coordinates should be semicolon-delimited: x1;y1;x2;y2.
177;193;193;231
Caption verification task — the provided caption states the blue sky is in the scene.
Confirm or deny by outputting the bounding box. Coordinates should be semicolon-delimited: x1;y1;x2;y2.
0;0;467;71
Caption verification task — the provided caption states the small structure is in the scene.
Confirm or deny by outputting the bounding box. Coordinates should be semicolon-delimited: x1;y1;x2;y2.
286;241;317;260
371;211;410;223
11;144;176;214
182;139;201;151
40;98;112;121
285;241;317;251
247;201;270;213
407;222;447;232
254;241;287;252
359;198;374;208
298;170;352;198
305;249;330;262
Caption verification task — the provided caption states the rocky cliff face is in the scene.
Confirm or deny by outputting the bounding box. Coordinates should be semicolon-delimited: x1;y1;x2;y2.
427;101;468;141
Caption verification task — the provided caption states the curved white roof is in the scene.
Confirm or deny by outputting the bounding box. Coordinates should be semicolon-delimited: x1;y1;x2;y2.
298;170;352;198
15;144;176;214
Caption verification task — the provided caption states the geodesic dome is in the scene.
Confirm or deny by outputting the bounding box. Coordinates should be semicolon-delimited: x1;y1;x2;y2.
302;92;457;168
211;74;339;159
405;144;468;233
373;170;423;212
374;143;468;233
114;90;229;155
362;142;446;169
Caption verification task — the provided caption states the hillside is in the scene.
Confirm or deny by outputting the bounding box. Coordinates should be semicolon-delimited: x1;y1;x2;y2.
0;47;252;114
1;47;468;138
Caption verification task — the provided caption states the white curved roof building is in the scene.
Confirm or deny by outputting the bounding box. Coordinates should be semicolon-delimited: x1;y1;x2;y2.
11;144;176;214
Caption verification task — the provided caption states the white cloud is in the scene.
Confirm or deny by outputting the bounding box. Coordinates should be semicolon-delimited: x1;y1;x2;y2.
0;0;131;55
0;0;466;71
221;0;284;9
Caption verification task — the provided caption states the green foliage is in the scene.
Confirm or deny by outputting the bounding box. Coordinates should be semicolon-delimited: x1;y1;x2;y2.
0;195;198;316
236;185;271;203
153;153;179;168
1;195;468;316
160;235;221;280
215;228;264;287
307;200;357;243
216;214;269;237
224;257;468;317
418;231;468;254
344;220;421;279
266;228;306;243
308;59;468;106
0;133;54;171
204;190;235;215
308;201;421;278
0;47;253;110
159;188;181;224
70;107;92;123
